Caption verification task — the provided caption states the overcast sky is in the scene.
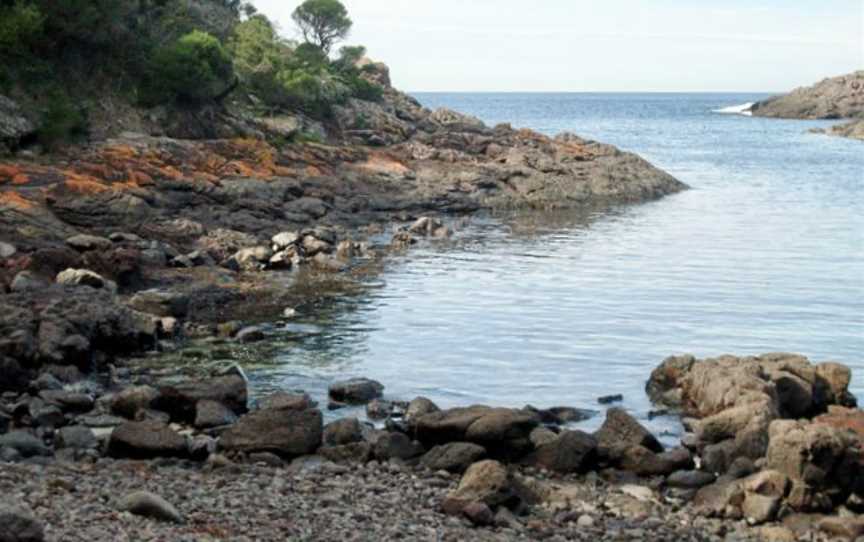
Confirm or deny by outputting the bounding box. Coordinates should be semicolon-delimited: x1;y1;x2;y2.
252;0;863;92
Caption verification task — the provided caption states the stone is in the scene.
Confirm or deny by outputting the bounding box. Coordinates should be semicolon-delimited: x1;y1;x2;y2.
0;241;16;259
420;442;487;473
757;526;797;542
231;246;273;271
765;419;855;511
535;430;598;473
319;442;373;464
0;504;44;542
816;362;857;407
666;470;716;489
108;421;188;459
66;234;112;252
128;290;190;318
0;357;28;392
372;431;424;460
235;326;266;343
111;385;159;419
598;394;624;404
323;418;364;446
817;517;864;539
462;501;494;526
595;407;663;453
272;231;300;250
220;408;322;458
442;460;520;514
9;271;48;293
617;445;693;476
529;426;559;448
365;399;393;420
194;399;238;429
54;426;98;450
258;392;315;411
119;491;183;523
154;375;247;423
0;431;50;458
577;514;595;528
328;378;384;404
55;268;114;291
405;396;439;423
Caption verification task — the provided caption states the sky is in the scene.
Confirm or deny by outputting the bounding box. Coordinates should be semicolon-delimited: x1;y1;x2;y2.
252;0;864;93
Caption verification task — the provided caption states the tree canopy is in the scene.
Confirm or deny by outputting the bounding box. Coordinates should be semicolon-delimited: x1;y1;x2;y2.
291;0;352;54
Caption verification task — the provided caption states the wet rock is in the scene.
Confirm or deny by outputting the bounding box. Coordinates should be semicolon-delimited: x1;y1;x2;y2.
194;399;238;429
0;431;51;457
128;290;190;318
598;394;623;405
66;234;112;252
666;470;716;489
111;385;158;419
372;431;424;460
258;391;315;411
0;504;44;542
390;231;416;249
408;217;450;238
220;408;322;458
108;421;188;459
236;326;266;343
420;442;487;473
535;430;598;473
323;417;364;446
595;407;663;453
119;491;184;524
405;396;440;423
154;374;247;423
366;399;393;420
328;378;384;404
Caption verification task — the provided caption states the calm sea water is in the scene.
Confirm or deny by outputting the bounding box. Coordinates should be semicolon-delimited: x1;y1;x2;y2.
252;93;864;435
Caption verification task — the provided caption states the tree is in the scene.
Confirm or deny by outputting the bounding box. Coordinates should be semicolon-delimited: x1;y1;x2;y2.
148;30;235;105
291;0;351;54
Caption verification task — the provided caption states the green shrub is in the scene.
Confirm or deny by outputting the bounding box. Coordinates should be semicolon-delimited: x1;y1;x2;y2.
0;1;44;58
146;30;235;105
37;91;87;148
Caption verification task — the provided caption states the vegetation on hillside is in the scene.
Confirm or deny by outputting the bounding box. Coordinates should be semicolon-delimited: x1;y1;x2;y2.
0;0;384;148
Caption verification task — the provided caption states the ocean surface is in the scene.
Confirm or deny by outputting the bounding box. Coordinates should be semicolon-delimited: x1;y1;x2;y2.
252;93;864;436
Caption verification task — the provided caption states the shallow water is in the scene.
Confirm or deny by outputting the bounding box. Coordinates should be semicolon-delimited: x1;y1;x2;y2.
252;93;864;436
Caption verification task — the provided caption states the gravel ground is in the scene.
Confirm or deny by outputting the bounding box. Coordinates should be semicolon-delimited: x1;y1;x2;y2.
0;458;780;542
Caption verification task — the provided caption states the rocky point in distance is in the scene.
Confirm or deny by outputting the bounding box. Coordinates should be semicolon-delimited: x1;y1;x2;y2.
750;71;864;141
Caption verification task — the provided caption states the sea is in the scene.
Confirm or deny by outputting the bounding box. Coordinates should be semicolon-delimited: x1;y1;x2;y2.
251;93;864;436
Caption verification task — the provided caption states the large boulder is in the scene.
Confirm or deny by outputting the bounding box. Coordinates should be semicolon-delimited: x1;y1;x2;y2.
111;385;159;419
594;407;663;453
108;421;188;459
154;375;247;423
413;405;539;459
765;419;861;511
328;378;384;404
219;408;322;458
420;442;487;473
534;430;598;473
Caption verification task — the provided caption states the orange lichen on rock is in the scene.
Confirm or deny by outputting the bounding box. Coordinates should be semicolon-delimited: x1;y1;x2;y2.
356;151;410;175
0;190;36;210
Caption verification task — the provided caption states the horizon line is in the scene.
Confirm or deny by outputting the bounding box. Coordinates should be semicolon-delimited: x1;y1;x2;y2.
408;90;780;95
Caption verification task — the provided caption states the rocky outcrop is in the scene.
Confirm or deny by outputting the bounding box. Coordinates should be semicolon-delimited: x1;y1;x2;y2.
751;71;864;120
813;118;864;141
649;353;863;520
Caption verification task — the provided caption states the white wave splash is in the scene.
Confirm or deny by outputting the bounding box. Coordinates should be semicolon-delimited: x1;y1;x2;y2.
713;102;754;116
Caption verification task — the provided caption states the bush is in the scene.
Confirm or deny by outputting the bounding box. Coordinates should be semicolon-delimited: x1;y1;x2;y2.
0;1;44;58
146;30;235;105
37;91;87;148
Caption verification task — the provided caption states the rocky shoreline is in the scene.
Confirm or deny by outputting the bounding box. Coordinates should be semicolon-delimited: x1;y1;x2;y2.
750;71;864;141
0;353;861;541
